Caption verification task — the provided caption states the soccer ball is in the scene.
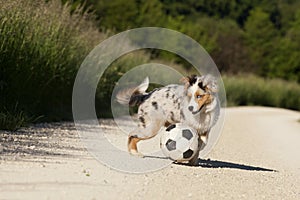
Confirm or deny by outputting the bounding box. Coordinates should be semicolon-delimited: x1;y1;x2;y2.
160;123;199;162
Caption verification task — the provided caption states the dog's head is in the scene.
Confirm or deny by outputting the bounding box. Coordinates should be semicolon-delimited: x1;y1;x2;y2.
181;74;218;115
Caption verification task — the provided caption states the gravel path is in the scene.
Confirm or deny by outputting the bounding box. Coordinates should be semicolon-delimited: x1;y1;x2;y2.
0;107;300;200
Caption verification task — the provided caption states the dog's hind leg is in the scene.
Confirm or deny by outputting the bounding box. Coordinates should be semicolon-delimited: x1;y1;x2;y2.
128;116;165;157
128;127;162;157
128;135;144;157
128;130;158;157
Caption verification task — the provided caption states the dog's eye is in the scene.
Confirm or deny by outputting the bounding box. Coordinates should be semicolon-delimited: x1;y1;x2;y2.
196;95;202;99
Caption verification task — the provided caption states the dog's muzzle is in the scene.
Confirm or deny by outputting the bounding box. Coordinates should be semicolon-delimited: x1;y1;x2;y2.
190;104;205;115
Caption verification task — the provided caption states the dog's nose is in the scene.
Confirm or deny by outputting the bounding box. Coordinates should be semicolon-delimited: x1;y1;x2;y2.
188;106;193;111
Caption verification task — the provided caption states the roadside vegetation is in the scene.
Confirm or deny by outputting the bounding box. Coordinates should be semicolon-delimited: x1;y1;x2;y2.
1;0;300;130
0;0;106;129
223;75;300;110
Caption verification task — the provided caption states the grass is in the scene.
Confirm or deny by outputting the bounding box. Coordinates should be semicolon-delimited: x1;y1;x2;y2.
0;109;28;131
0;0;106;129
223;74;300;110
0;103;43;131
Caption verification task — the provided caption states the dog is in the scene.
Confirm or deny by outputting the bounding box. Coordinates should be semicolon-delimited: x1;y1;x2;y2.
116;74;220;165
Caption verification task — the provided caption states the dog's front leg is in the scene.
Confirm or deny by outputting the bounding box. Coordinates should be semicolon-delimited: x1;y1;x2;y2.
188;136;205;166
188;149;200;166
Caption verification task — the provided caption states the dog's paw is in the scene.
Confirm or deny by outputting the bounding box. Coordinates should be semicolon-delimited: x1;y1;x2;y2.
129;150;144;158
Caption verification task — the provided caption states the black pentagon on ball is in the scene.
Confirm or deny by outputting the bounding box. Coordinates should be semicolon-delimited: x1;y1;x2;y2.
166;139;176;151
166;124;176;132
183;149;194;159
182;129;193;140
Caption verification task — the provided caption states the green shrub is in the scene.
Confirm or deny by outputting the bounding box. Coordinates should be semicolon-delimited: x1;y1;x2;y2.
223;74;300;110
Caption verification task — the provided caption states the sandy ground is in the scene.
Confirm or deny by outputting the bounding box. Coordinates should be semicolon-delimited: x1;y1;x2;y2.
0;106;300;200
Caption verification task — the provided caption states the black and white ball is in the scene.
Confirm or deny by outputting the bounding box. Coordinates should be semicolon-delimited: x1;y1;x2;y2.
160;123;199;162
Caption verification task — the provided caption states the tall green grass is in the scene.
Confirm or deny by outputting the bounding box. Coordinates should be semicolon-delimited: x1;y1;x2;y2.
223;74;300;110
0;0;106;129
0;106;29;131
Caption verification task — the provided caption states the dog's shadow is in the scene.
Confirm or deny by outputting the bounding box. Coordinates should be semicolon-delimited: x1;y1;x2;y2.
176;158;276;172
143;156;276;172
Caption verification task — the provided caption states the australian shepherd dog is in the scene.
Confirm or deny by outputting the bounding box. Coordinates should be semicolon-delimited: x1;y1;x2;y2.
116;75;220;165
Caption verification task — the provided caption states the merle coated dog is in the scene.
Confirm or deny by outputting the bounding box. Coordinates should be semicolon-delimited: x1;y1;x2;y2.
116;75;220;165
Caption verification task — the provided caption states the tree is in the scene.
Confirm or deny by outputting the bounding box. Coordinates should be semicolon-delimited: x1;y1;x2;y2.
267;10;300;81
244;7;278;75
136;0;166;27
93;0;139;31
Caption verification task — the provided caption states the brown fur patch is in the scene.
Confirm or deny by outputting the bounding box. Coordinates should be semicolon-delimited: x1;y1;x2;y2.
128;136;141;152
164;121;171;127
195;90;212;110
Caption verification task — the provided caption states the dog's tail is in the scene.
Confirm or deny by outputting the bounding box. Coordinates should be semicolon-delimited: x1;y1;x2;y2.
116;77;150;106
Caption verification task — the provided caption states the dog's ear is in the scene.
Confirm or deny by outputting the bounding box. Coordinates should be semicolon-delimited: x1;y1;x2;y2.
180;76;189;84
188;75;198;85
180;75;198;87
201;75;218;93
180;76;190;89
198;81;205;90
206;79;218;93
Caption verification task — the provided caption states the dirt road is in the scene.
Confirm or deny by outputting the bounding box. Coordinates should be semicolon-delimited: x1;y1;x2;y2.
0;107;299;200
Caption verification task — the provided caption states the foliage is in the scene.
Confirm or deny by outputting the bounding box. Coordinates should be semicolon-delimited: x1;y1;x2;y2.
243;8;278;75
1;0;300;130
0;106;29;131
223;74;300;110
0;0;106;128
73;0;300;82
